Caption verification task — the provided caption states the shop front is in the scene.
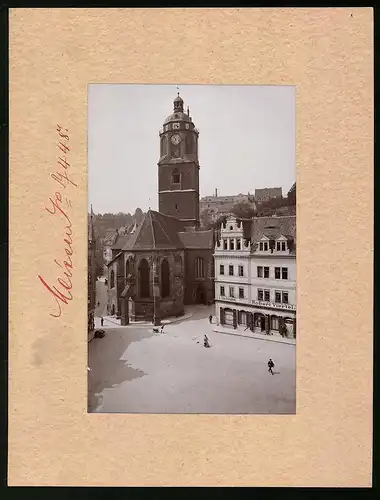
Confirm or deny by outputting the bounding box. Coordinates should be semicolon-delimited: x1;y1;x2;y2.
217;301;296;338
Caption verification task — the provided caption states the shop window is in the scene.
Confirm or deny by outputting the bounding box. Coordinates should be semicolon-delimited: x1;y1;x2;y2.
271;316;279;330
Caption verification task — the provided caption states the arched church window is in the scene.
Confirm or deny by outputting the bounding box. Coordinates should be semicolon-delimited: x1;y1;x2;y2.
139;259;150;298
195;257;205;279
172;169;180;185
125;258;131;278
110;269;115;289
161;259;170;298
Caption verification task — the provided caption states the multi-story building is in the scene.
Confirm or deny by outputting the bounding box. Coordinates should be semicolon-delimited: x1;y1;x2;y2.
214;214;296;338
254;187;282;204
200;190;256;224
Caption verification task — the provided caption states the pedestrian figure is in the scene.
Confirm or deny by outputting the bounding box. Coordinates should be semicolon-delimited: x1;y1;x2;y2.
268;358;275;375
204;334;210;348
101;317;104;327
97;301;100;307
161;325;165;333
209;314;213;324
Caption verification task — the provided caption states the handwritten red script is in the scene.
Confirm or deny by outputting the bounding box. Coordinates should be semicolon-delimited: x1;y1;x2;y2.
38;126;78;318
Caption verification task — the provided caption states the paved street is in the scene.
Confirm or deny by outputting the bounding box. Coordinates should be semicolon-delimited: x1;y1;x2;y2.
95;277;108;318
88;306;296;414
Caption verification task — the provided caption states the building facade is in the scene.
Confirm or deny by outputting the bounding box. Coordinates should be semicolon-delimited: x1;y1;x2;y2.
200;190;256;225
254;187;282;204
214;215;296;338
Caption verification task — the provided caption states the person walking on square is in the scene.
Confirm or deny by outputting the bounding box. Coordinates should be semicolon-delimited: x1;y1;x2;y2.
204;334;210;348
209;314;213;324
101;317;104;327
268;358;275;375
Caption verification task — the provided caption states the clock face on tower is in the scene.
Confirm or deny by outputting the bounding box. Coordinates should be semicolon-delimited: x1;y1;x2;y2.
171;134;181;145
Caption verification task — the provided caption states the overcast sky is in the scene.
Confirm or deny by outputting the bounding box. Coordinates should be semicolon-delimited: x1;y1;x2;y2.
88;84;295;214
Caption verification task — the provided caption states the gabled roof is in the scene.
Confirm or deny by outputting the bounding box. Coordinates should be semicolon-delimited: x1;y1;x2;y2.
121;210;186;251
178;230;214;249
251;215;296;244
111;234;132;250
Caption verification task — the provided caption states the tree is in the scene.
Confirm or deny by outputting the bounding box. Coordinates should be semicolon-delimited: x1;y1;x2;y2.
200;208;213;229
231;201;256;219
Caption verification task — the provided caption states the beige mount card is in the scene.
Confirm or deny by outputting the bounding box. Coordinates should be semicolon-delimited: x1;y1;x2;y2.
9;8;373;487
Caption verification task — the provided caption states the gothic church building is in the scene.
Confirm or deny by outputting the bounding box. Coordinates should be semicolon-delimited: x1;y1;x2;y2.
107;94;214;325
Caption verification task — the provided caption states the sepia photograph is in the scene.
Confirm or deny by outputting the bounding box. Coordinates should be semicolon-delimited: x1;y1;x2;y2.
88;84;296;414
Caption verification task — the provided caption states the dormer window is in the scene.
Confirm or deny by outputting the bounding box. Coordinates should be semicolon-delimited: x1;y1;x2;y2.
236;239;241;250
264;242;268;251
230;239;234;250
276;240;287;251
230;226;233;230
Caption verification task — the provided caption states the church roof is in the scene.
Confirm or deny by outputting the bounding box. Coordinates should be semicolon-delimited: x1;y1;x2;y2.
121;210;186;251
178;230;214;249
111;234;132;250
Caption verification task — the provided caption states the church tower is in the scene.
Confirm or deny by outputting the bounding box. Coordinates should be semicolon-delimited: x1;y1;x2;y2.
158;93;200;230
